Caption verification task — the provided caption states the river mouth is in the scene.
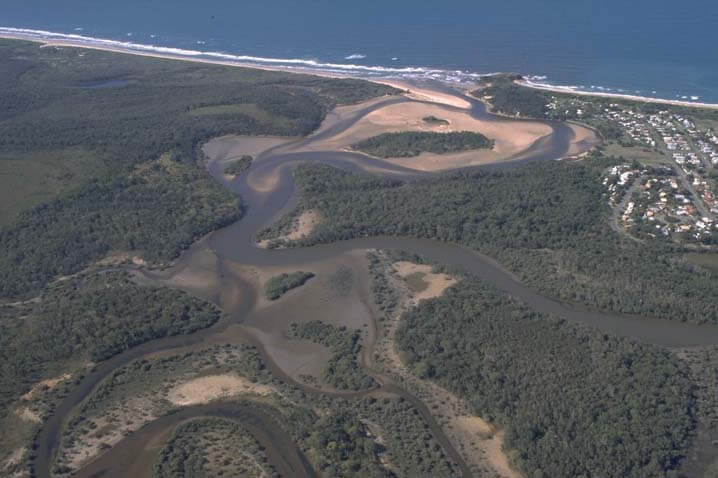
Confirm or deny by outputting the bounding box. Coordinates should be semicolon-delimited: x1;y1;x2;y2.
35;82;716;478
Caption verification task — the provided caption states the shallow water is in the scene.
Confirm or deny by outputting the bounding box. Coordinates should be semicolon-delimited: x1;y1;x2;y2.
31;87;717;478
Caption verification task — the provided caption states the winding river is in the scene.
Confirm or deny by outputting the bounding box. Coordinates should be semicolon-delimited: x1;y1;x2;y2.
33;84;718;478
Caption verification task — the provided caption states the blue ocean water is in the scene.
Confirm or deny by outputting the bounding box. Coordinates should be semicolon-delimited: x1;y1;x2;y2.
2;0;718;102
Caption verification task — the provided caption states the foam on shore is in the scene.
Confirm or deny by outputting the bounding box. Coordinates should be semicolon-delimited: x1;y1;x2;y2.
2;26;716;109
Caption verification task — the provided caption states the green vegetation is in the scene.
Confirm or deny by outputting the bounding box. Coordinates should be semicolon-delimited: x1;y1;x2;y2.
189;103;293;130
685;253;718;273
422;115;449;125
0;153;241;298
0;271;220;421
63;343;458;477
289;321;375;390
154;418;275;478
0;39;395;298
274;159;718;324
472;74;550;118
352;131;493;158
396;277;694;478
472;73;718;139
224;155;253;176
264;271;315;300
0;148;106;227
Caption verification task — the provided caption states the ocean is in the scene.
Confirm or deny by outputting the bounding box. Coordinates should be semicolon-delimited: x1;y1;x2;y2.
2;0;718;103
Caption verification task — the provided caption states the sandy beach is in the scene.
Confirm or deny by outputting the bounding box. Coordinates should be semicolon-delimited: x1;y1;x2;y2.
3;29;717;111
517;79;718;110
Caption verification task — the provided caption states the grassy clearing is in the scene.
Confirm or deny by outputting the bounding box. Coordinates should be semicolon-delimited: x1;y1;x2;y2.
189;103;293;130
602;142;669;165
685;253;718;273
0;148;105;226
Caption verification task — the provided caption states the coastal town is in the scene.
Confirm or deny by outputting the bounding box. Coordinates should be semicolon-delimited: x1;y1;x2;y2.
546;96;718;244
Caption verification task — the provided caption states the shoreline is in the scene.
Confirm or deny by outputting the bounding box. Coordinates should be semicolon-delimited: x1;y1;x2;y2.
2;29;717;111
517;79;718;111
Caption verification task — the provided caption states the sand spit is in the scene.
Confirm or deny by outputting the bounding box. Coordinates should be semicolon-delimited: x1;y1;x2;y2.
374;79;472;109
167;374;274;406
258;210;320;248
2;31;717;111
310;101;554;171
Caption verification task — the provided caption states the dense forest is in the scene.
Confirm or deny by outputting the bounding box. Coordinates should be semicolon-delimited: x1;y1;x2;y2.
352;131;493;158
223;154;253;176
267;158;718;324
0;39;396;298
289;321;375;390
0;271;221;421
395;277;694;478
153;418;276;478
264;271;315;300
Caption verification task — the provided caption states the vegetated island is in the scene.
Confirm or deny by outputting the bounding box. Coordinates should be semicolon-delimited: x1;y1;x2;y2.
352;131;493;158
422;115;449;125
223;155;253;176
264;271;315;300
289;321;375;390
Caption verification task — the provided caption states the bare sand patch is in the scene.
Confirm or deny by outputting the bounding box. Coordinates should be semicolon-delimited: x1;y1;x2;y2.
202;135;291;163
21;373;71;401
167;374;274;406
14;407;41;424
306;101;552;171
373;255;522;478
451;417;519;478
375;80;472;109
258;210;320;248
96;252;147;267
2;447;25;470
566;122;601;157
393;261;457;303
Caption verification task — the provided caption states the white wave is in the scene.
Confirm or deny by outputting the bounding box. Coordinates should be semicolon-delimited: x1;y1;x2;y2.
0;27;465;77
391;57;398;61
1;26;710;105
74;27;83;31
344;53;366;60
691;96;700;100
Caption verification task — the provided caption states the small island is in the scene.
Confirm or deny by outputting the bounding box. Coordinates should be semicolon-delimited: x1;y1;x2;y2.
352;131;493;158
223;155;253;176
422;115;449;125
264;271;315;300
